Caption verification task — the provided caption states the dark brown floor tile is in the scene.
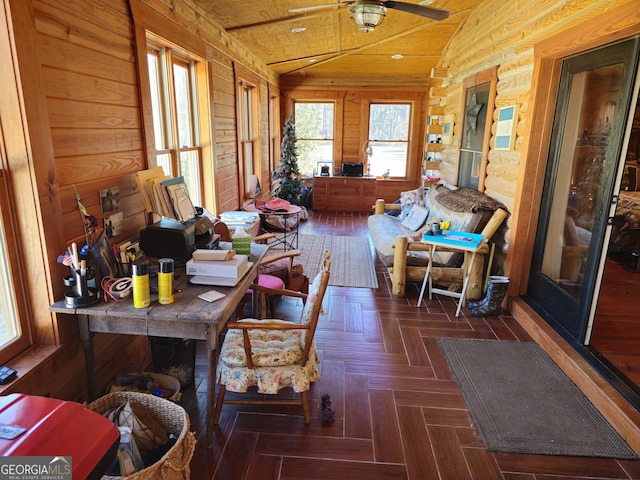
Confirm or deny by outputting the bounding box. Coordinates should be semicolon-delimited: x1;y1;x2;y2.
422;406;474;428
401;327;432;366
345;373;372;439
344;361;434;379
362;308;384;343
494;452;630;478
463;446;503;480
455;428;485;448
255;433;374;462
397;405;440;480
280;457;407;480
369;389;405;464
367;375;458;394
212;430;258;480
394;390;466;409
246;455;283;480
422;336;455;380
429;425;473;479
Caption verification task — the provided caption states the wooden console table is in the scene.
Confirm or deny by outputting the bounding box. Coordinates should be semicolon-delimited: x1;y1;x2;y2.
49;242;268;447
313;176;376;212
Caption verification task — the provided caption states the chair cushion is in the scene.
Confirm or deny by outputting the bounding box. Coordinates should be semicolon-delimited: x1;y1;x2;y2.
217;319;321;394
220;319;305;368
245;274;285;294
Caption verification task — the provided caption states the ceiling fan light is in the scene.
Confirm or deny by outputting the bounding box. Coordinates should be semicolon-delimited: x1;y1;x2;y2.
349;4;386;33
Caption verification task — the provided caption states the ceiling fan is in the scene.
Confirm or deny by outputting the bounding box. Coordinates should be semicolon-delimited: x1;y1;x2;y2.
289;0;449;33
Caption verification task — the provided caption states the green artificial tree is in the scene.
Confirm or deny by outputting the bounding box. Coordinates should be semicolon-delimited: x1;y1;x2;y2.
272;114;303;203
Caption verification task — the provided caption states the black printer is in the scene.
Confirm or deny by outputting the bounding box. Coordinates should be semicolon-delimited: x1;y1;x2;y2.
140;217;219;260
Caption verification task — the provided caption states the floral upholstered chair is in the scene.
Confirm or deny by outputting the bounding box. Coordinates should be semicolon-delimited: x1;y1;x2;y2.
213;251;331;424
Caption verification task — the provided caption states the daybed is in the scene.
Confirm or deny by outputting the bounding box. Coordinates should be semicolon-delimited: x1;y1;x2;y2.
368;184;508;299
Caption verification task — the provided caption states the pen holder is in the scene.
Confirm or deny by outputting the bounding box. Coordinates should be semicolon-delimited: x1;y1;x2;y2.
64;270;100;308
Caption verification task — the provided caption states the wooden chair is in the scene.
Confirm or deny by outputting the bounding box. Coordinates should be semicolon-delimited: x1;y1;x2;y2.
235;249;309;319
213;251;331;425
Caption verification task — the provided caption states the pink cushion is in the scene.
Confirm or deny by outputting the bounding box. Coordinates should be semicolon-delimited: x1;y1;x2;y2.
246;274;285;294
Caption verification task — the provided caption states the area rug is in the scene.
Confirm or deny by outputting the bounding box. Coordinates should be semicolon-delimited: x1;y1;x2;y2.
295;234;378;288
438;338;638;459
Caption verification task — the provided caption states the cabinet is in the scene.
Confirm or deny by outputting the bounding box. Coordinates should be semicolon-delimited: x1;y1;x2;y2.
312;176;377;212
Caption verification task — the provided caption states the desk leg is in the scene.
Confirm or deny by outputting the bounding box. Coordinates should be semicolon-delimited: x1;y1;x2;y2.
78;314;97;402
455;252;477;317
206;328;217;448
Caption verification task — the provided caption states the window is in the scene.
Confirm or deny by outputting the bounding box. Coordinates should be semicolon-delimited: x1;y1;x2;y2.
457;67;498;191
0;169;30;364
269;87;280;175
294;102;335;176
147;44;203;207
367;103;411;177
238;81;257;197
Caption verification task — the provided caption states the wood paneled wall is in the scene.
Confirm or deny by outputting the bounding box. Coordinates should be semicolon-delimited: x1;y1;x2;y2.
5;0;277;401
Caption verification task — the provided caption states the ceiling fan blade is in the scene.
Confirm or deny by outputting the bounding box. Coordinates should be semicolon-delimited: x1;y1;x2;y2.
288;2;352;14
386;1;450;21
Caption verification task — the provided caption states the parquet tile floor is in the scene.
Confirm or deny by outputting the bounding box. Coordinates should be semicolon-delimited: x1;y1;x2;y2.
182;210;640;479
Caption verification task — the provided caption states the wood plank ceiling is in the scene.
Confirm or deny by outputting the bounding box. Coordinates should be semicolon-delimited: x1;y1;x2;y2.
192;0;475;86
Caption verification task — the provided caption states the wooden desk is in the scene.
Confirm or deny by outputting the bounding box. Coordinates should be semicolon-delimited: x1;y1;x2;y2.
417;233;489;317
50;242;268;447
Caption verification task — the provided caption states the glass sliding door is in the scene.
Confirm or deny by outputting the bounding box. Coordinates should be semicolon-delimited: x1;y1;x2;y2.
527;38;640;342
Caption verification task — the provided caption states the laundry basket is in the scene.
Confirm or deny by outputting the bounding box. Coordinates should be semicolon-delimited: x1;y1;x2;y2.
88;391;196;480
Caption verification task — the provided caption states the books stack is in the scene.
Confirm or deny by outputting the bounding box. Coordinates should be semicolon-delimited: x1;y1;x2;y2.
134;167;196;221
186;249;251;286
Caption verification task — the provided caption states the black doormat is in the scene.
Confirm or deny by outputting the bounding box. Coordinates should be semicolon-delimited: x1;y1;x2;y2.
438;338;638;459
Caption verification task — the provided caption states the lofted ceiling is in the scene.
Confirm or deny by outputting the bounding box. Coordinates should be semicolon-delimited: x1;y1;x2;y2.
192;0;475;86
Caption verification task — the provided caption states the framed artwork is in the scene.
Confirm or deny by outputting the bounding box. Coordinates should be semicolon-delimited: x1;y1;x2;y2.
99;187;120;213
104;211;123;238
495;105;518;150
442;114;454;144
92;231;122;278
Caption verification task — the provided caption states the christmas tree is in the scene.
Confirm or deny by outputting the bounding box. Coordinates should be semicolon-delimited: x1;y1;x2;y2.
272;115;303;202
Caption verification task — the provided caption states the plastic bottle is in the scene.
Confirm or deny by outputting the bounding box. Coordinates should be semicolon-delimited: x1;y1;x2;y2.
157;258;174;305
131;262;150;308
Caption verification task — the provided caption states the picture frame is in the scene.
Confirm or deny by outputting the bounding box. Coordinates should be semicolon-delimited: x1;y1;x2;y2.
104;211;124;238
92;231;122;278
442;114;454;145
495;105;518;150
99;186;120;214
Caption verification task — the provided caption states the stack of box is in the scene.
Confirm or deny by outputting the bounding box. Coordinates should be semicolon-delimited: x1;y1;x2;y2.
186;249;250;286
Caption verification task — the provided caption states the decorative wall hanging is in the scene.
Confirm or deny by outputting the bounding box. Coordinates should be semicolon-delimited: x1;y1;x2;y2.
442;114;454;144
495;105;518;150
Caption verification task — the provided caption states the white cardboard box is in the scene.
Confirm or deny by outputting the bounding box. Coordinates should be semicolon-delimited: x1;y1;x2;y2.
186;255;248;278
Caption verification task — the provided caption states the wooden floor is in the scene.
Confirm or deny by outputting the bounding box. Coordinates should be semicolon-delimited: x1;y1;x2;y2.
591;252;640;387
179;211;640;480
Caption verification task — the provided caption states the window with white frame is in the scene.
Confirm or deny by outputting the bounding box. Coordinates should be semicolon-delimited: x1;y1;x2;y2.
367;103;411;177
147;45;203;207
294;102;335;176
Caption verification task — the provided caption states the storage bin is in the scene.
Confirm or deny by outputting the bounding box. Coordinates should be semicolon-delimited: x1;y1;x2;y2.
88;391;196;480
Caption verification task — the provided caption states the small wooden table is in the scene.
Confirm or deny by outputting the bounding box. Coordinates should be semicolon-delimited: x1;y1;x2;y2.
417;232;489;317
49;242;268;447
243;203;302;251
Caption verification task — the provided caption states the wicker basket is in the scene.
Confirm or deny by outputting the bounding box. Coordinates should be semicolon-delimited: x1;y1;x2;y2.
88;391;196;480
